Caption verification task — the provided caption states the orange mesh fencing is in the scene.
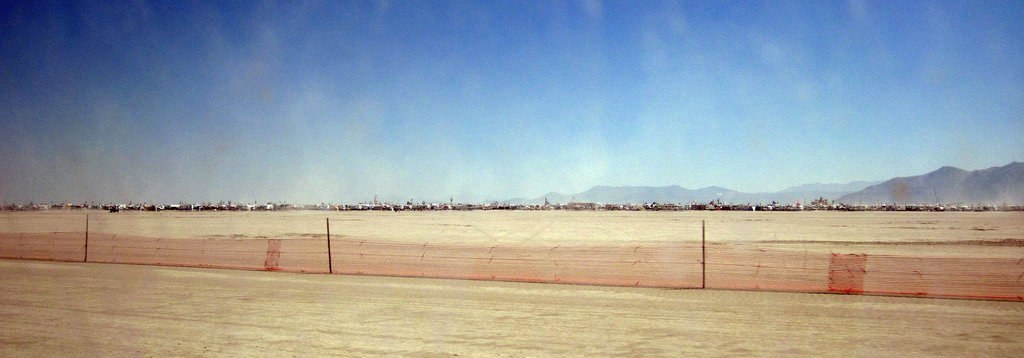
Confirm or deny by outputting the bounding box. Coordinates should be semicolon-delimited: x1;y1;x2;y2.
829;253;867;293
1;230;1022;301
0;232;85;262
704;244;834;292
331;240;704;288
83;233;329;273
863;256;1024;300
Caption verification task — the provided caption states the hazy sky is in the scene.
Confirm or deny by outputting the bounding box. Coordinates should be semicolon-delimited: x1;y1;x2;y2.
2;0;1022;204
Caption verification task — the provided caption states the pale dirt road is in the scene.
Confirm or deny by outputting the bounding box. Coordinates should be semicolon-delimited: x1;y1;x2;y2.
2;259;1022;357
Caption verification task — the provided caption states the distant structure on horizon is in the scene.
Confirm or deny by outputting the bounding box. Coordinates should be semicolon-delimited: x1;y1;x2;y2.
4;200;1022;213
4;162;1022;213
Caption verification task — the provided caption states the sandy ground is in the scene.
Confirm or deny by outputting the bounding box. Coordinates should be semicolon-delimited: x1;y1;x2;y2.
2;211;1023;355
1;259;1022;357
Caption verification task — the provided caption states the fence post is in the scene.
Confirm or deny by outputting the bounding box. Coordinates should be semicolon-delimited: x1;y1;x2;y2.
84;214;89;263
701;219;705;289
326;217;333;274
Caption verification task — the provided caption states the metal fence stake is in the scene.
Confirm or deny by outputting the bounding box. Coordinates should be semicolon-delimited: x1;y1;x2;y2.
327;217;333;274
84;214;89;263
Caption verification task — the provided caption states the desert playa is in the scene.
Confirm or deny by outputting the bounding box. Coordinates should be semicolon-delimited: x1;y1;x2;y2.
1;258;1022;356
4;209;1023;251
2;210;1023;293
1;210;1023;356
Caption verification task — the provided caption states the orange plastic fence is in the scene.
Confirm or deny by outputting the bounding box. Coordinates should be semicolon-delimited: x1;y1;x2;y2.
332;240;703;287
863;256;1024;300
705;243;831;292
82;233;330;273
0;232;85;262
1;231;1021;301
829;253;867;293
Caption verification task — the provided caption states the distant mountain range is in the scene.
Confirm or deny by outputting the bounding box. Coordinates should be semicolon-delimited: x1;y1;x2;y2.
513;182;882;206
838;162;1024;205
512;162;1024;205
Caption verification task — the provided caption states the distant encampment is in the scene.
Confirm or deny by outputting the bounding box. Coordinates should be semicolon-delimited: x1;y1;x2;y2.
514;162;1024;208
3;162;1022;212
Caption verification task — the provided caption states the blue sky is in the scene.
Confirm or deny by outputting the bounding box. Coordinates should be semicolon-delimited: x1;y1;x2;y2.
1;0;1022;204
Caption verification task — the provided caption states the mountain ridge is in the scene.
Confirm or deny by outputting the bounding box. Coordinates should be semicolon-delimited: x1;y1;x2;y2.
839;162;1024;205
511;162;1023;205
514;182;870;205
